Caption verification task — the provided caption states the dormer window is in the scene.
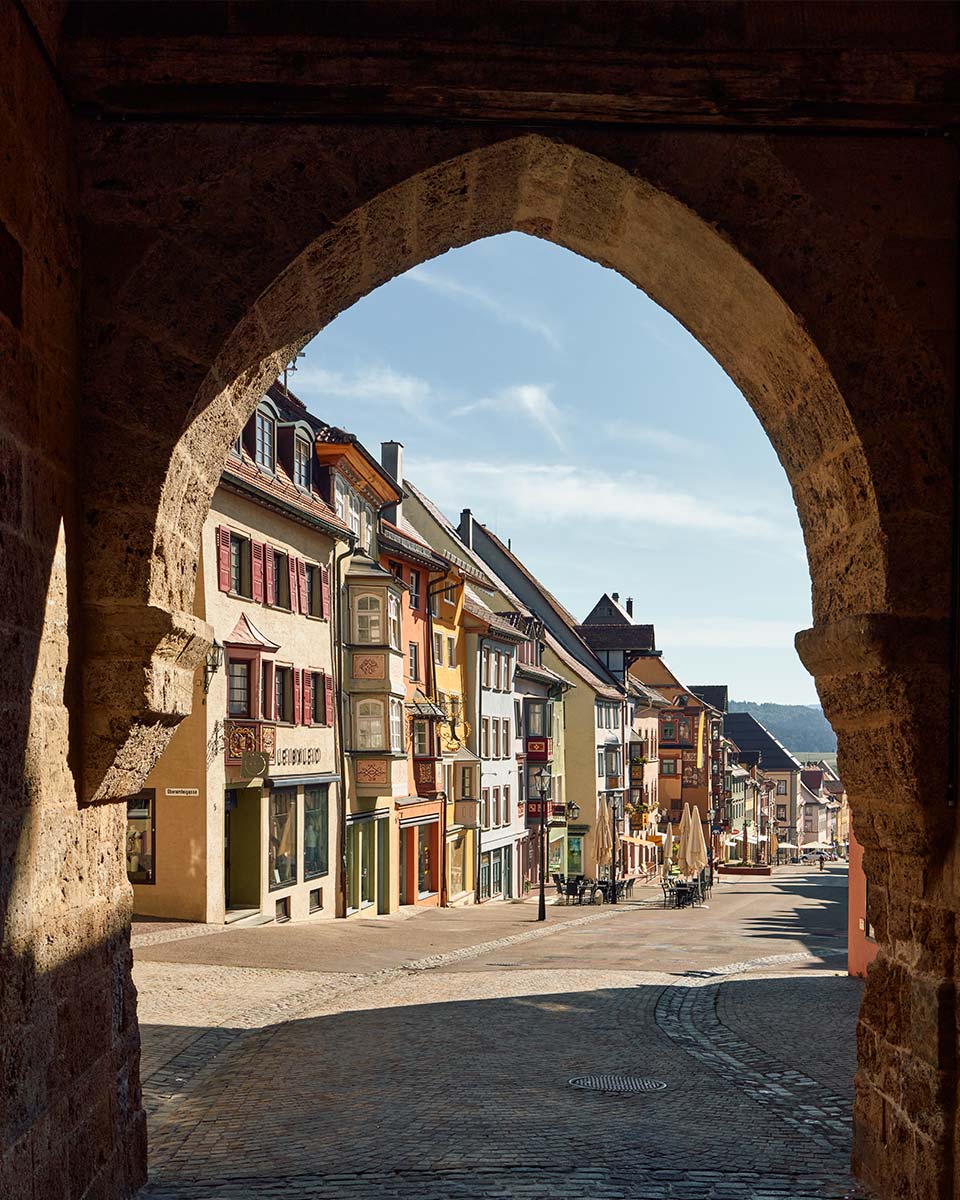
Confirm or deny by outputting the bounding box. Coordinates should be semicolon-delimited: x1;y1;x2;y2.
293;436;311;488
255;409;275;470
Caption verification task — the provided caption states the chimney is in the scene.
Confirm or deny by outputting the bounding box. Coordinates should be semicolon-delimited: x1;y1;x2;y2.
380;441;403;524
612;592;619;603
460;508;474;549
626;597;634;618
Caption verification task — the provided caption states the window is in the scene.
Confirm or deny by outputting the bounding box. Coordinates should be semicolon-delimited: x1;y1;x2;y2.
408;642;419;681
492;787;501;827
409;570;421;609
126;791;155;884
228;533;251;597
776;779;787;795
388;593;401;650
228;660;251;717
272;549;290;608
311;672;326;724
304;785;329;879
443;585;456;607
255;409;275;470
515;700;523;736
492;719;500;759
482;648;491;688
356;594;383;643
662;721;677;741
678;718;691;741
460;765;474;798
597;748;604;777
447;636;456;667
268;789;296;889
261;661;272;719
275;666;292;722
434;631;443;664
526;701;546;737
776;804;787;822
482;788;490;830
662;758;677;775
481;717;490;759
357;699;385;750
493;652;502;691
429;589;439;617
502;717;511;755
309;887;323;913
389;698;405;752
305;564;323;617
334;476;349;523
413;720;430;757
501;654;511;691
388;559;403;581
504;785;511;822
293;436;311;488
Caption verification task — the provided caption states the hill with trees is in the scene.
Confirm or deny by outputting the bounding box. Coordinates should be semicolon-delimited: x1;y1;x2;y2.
727;700;837;754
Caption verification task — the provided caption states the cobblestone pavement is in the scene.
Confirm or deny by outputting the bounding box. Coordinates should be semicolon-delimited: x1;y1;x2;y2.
137;865;865;1199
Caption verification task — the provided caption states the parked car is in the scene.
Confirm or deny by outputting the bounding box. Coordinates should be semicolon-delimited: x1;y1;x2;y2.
800;851;820;864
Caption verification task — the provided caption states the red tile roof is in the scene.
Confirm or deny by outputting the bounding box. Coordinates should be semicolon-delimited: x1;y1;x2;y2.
222;447;351;538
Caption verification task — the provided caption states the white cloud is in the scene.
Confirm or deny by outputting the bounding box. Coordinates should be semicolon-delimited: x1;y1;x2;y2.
295;365;436;424
405;266;561;350
453;384;566;449
601;423;705;457
409;458;785;539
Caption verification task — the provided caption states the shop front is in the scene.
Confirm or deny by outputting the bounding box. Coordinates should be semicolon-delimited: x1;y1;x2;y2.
345;807;391;915
397;799;443;906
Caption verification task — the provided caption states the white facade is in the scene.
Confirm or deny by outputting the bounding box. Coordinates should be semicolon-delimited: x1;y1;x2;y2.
476;636;523;899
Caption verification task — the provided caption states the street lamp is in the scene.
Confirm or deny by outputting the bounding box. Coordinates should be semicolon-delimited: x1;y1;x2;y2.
534;765;552;922
609;795;618;905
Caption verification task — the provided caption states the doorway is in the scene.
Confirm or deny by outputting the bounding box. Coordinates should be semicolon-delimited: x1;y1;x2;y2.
224;789;261;918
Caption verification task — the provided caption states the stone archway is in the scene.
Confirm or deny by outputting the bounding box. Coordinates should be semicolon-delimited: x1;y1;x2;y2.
71;126;955;1198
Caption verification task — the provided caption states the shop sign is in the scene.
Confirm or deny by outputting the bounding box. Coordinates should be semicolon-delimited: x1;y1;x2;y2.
274;745;326;768
165;787;199;796
240;750;270;779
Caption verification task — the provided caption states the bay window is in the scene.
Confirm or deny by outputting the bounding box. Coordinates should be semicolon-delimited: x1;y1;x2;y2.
355;593;383;643
388;593;401;650
357;699;385;750
228;660;251;716
389;698;405;752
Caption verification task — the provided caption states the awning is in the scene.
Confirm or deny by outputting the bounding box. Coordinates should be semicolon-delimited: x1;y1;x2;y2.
778;842;798;849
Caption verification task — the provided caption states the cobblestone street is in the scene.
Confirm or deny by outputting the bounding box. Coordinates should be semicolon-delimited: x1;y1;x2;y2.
135;865;862;1199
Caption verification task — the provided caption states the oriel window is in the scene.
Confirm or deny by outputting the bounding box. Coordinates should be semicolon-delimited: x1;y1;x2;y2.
227;660;250;716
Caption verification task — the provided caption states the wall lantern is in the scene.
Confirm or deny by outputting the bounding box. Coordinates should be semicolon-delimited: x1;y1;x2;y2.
203;639;224;695
567;800;581;821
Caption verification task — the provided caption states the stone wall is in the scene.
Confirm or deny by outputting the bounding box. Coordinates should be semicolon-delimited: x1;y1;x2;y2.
0;4;144;1198
1;5;958;1198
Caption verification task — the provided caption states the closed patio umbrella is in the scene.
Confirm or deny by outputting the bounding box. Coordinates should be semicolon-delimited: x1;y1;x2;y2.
661;823;674;877
677;803;694;877
689;808;709;878
594;797;613;871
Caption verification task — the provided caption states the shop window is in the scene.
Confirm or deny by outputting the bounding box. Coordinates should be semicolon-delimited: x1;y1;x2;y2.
304;785;329;879
126;791;155;884
567;835;584;875
309;887;323;913
228;660;251;717
275;666;293;722
491;850;503;896
275;896;291;922
479;852;491;900
355;593;383;643
255;409;275;471
417;825;436;896
448;836;466;896
357;699;386;750
293;436;311;488
268;789;297;890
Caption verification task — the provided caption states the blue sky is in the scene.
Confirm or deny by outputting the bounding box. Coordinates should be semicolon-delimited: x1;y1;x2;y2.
294;233;817;704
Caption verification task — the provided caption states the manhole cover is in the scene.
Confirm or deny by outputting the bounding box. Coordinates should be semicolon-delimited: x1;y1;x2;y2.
568;1075;666;1094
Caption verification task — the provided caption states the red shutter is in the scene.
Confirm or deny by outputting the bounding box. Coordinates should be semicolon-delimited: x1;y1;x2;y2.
288;555;299;612
261;660;274;720
302;671;312;725
320;564;331;620
293;668;301;724
251;541;264;602
297;559;308;614
265;546;275;603
217;526;232;592
323;672;335;728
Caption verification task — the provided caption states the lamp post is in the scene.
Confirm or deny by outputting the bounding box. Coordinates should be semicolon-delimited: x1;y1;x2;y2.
609;795;619;905
534;765;552;922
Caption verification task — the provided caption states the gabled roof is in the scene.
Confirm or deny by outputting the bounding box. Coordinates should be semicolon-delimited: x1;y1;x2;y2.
580;593;633;626
543;629;621;700
576;623;657;653
723;711;802;773
690;685;729;713
224;613;280;652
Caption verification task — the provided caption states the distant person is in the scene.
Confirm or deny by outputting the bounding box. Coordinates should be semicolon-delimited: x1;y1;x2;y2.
818;853;825;872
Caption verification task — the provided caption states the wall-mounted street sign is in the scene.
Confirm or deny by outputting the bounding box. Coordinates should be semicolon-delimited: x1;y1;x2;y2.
165;787;200;796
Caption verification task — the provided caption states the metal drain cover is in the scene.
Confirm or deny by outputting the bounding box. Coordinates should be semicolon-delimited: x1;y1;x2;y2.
568;1075;666;1094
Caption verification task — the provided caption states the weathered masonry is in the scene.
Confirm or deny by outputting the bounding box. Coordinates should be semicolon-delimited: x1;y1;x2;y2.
1;4;958;1198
